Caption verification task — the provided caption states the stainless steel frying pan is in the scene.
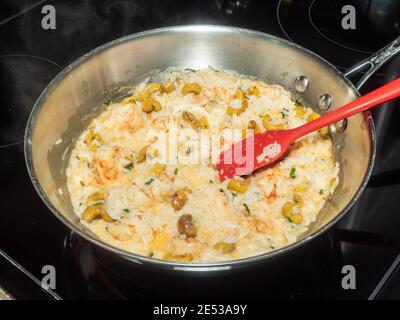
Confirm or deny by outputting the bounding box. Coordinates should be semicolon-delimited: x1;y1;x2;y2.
24;26;400;273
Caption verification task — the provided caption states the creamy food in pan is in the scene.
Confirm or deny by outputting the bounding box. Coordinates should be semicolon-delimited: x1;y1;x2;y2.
66;68;339;262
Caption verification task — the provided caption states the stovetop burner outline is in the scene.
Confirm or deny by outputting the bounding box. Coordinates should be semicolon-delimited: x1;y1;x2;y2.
276;0;396;74
307;0;373;55
0;54;63;70
276;0;371;57
0;54;62;148
277;0;371;54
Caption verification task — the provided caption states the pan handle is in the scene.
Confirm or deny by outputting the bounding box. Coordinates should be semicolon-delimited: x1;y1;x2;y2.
344;36;400;90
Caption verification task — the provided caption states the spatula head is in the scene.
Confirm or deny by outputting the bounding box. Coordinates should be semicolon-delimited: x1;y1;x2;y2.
217;130;294;182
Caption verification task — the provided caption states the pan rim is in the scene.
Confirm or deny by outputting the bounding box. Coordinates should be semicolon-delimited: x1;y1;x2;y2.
24;25;376;270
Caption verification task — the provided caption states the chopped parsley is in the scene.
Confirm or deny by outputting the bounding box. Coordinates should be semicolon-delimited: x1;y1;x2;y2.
294;99;303;107
219;188;226;194
243;203;251;214
148;252;154;257
290;167;297;179
174;168;178;175
123;208;130;213
80;181;85;186
79;202;83;206
104;99;112;107
124;162;134;170
319;189;324;195
281;108;289;119
231;192;237;199
145;178;154;185
209;179;214;184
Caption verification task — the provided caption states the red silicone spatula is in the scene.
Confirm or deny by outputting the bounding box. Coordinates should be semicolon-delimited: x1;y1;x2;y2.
217;77;400;182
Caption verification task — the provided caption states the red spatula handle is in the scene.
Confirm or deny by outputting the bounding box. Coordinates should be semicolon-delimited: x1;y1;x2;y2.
292;77;400;140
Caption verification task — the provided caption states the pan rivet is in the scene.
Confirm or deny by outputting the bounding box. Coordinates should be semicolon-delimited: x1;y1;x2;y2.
318;94;332;110
334;119;347;133
294;76;309;92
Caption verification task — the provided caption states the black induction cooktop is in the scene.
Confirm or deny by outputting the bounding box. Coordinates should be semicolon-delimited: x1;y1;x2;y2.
1;0;400;300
